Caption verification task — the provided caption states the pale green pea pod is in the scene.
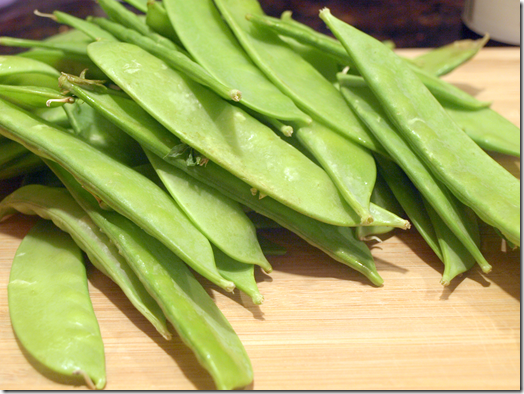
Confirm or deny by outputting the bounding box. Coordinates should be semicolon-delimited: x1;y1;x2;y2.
146;150;272;272
60;78;383;285
0;55;60;80
0;37;88;56
43;27;93;43
325;9;519;247
411;35;490;76
32;106;70;128
0;84;74;108
164;0;311;125
8;219;106;390
339;80;492;273
213;0;383;153
146;1;184;46
0;98;234;292
47;159;254;390
0;184;171;340
86;41;366;227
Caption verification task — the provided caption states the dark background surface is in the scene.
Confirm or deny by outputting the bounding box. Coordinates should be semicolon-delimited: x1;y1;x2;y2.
0;0;513;55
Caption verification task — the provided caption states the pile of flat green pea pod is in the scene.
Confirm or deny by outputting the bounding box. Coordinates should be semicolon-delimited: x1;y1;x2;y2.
0;0;520;389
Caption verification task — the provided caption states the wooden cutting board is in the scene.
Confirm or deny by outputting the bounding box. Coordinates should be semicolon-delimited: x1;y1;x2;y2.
0;48;520;390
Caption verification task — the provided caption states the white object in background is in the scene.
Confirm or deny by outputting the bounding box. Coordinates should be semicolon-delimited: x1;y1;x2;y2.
0;0;17;9
462;0;520;45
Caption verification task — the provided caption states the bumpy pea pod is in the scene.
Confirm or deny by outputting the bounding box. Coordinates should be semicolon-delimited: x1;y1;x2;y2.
250;12;490;110
0;153;44;181
0;139;30;168
8;219;106;390
91;17;242;102
339;80;491;273
411;35;490;76
213;0;383;153
47;159;254;390
97;0;181;51
64;99;148;167
146;150;272;272
326;9;520;247
164;0;311;125
0;84;74;108
60;78;383;285
145;1;183;46
0;37;89;56
86;41;366;227
0;98;234;292
0;184;171;340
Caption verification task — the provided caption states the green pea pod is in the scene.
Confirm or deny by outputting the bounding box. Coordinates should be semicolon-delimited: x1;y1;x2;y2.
0;84;74;108
64;99;148;167
0;37;89;57
0;152;44;181
0;55;60;80
43;27;93;43
0;139;29;168
146;1;183;46
411;36;490;76
86;41;365;227
422;197;476;285
0;184;171;340
164;0;311;125
32;106;70;128
60;78;383;285
213;0;383;153
122;0;148;13
0;98;234;292
442;102;520;158
326;9;519;247
97;0;181;51
146;150;272;272
51;11;117;41
251;12;490;110
47;159;254;390
339;81;492;273
8;219;106;390
91;17;242;102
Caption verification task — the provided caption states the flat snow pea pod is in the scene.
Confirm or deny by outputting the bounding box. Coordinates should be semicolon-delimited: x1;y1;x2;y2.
213;245;264;305
0;37;89;57
97;0;181;51
0;184;171;340
441;101;520;158
422;197;476;285
47;160;254;390
64;99;148;167
8;219;106;390
254;13;490;110
50;11;117;41
58;77;383;285
164;0;311;125
326;10;520;247
0;98;234;292
411;36;489;76
87;41;365;227
0;84;74;108
340;82;491;272
213;0;383;153
91;17;242;102
146;1;183;46
0;55;60;80
293;120;376;224
0;139;30;168
146;150;272;272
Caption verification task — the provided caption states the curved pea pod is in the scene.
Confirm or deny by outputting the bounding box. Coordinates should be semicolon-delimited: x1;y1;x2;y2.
442;102;520;158
0;152;44;181
122;0;148;13
146;150;272;272
146;1;183;46
0;37;88;57
213;0;383;153
0;84;74;108
0;55;60;80
86;41;365;227
325;9;520;247
411;35;489;76
64;99;148;167
48;160;254;390
49;11;117;42
8;219;106;390
59;78;383;285
0;98;234;292
164;0;311;125
340;82;491;273
0;139;29;168
0;184;171;340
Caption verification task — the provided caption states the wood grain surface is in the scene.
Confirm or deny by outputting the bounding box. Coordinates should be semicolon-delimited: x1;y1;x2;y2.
0;48;520;390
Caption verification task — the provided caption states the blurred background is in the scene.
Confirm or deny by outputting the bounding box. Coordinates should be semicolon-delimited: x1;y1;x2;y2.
0;0;520;55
